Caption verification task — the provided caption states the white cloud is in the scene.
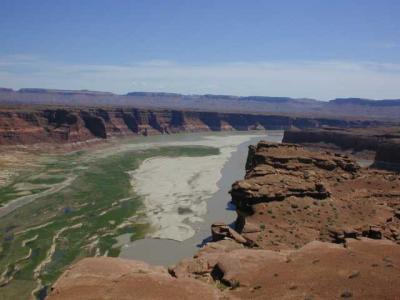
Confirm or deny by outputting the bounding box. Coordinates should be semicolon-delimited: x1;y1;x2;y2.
0;55;400;100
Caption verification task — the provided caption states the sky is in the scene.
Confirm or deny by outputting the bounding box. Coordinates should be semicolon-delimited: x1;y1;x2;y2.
0;0;399;100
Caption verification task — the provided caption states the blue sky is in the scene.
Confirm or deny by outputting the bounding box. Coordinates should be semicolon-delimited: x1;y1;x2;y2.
0;0;399;99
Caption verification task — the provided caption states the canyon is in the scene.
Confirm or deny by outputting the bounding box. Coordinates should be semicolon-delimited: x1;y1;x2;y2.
1;90;400;299
0;106;385;146
283;127;400;166
1;88;399;150
0;131;267;299
48;141;400;300
1;88;400;120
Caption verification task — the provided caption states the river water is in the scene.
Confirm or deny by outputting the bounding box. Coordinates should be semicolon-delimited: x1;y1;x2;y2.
118;130;283;265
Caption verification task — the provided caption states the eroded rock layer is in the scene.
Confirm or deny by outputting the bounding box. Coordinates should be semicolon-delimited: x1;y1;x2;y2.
48;257;223;300
0;106;382;145
230;142;400;250
283;127;400;165
48;142;400;300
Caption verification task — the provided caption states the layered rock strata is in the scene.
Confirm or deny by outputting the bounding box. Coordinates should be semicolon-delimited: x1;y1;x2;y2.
283;127;400;165
230;142;400;249
2;87;400;120
48;142;400;299
0;106;383;145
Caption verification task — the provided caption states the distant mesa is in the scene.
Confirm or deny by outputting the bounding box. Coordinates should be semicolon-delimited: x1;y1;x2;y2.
126;91;183;97
18;88;115;96
0;106;380;146
329;97;400;107
0;87;14;92
1;87;400;120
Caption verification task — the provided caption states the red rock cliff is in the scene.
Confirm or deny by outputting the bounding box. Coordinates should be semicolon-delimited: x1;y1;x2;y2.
283;127;400;166
0;106;383;145
48;142;400;300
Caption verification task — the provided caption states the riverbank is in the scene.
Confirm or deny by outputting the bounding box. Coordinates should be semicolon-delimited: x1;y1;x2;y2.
0;131;275;299
118;131;283;265
48;139;400;300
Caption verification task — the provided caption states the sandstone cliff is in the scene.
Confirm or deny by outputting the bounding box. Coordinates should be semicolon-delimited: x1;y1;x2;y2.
283;127;400;166
0;106;379;146
48;142;400;300
2;88;400;120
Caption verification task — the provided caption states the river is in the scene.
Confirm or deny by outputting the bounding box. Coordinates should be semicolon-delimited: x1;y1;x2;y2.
117;130;283;265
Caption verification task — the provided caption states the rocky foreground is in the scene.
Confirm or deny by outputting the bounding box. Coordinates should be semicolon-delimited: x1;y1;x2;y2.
48;142;400;300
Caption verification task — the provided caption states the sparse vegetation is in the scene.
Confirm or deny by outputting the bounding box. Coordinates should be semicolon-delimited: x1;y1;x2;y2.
0;144;219;299
215;280;228;291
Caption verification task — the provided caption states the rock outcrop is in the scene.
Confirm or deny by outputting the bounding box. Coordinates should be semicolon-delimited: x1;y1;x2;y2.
48;257;223;300
283;127;400;166
2;88;400;120
0;106;381;146
48;142;400;299
230;142;400;250
172;238;400;299
49;239;400;300
375;142;400;166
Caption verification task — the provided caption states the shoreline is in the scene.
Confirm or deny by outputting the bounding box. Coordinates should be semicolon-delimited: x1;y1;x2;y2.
0;131;277;298
118;131;283;265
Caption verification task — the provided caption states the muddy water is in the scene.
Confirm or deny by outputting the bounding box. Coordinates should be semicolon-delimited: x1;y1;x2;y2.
118;131;284;265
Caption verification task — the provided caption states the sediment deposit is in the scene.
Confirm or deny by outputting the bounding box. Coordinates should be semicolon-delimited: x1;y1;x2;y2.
48;142;400;300
129;134;262;242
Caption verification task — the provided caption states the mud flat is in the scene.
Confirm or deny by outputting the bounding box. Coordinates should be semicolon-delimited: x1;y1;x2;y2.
48;139;400;300
0;131;272;299
118;131;283;265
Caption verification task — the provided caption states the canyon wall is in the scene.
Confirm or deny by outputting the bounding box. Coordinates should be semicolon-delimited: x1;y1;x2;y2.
0;107;380;146
283;128;400;165
2;88;400;120
282;128;382;151
48;142;400;300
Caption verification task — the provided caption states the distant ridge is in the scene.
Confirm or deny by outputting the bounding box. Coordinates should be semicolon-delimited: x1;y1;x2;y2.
18;88;115;96
330;98;400;106
0;87;400;120
2;87;400;105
